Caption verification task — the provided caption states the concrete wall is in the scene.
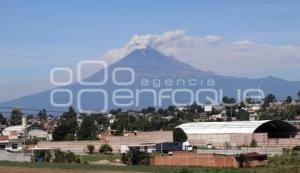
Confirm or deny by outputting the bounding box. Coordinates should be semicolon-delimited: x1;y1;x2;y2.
197;147;283;156
0;150;31;162
186;132;300;148
267;138;300;147
38;131;173;154
37;141;102;154
187;133;255;148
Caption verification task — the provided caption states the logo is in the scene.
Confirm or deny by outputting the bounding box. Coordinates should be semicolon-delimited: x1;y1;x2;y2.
50;60;265;112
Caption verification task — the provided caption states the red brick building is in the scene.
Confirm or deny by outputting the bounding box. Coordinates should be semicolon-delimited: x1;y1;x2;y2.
150;151;267;168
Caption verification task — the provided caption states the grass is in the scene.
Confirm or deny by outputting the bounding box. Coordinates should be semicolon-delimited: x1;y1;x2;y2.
268;149;300;166
75;153;121;162
1;161;300;173
3;150;300;173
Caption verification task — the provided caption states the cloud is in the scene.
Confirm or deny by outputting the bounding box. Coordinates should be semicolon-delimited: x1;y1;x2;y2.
100;30;300;77
2;30;300;102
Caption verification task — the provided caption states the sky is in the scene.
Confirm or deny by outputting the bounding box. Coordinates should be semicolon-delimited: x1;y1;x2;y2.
0;0;300;102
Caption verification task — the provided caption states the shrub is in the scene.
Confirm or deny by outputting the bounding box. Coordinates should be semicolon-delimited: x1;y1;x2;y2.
26;137;45;145
121;153;130;164
250;139;257;147
121;148;150;165
177;168;194;173
75;158;81;163
52;150;76;163
53;150;66;163
34;150;46;162
65;151;76;163
64;133;75;141
99;144;113;153
87;145;95;154
224;141;231;149
44;151;52;162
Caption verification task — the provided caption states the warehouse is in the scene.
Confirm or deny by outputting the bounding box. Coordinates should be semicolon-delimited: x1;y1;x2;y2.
2;125;49;140
176;120;299;148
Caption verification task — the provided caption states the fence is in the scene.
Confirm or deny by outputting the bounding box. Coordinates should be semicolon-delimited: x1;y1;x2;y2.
197;147;283;156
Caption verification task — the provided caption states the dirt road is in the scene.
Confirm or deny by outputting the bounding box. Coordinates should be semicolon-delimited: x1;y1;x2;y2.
0;166;145;173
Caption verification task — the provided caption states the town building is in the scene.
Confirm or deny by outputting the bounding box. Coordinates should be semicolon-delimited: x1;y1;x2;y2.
2;124;50;140
150;151;267;168
0;136;22;151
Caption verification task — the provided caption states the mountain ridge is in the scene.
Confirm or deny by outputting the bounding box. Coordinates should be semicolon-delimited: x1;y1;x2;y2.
1;48;300;113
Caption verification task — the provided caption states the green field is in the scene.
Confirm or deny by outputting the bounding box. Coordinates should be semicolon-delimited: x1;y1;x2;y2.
1;161;300;173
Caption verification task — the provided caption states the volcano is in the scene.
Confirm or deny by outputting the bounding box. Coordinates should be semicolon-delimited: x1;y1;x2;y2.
2;48;300;113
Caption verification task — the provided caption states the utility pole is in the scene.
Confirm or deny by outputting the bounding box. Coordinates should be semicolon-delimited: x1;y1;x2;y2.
230;106;233;120
289;133;292;160
22;115;27;151
160;142;163;155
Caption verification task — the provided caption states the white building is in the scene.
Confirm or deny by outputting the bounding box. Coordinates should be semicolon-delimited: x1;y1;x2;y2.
0;136;22;151
2;125;50;140
2;125;26;140
176;120;298;148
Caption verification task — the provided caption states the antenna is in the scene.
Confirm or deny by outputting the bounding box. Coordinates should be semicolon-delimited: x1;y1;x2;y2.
258;85;262;103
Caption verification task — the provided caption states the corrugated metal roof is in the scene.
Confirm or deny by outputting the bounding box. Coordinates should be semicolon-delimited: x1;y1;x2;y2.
2;125;30;132
176;120;271;134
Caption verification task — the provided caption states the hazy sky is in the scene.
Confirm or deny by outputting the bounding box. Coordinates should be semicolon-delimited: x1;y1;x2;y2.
0;0;300;102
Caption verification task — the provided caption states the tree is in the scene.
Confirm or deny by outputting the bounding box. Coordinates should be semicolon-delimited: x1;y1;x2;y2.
37;109;48;121
0;113;7;125
236;109;250;121
168;105;176;113
10;108;23;125
146;107;155;113
99;144;113;153
263;94;276;107
190;102;203;113
53;106;78;141
27;115;34;120
157;108;165;114
96;114;109;131
173;128;187;142
52;125;71;141
109;108;122;115
297;91;300;101
87;145;95;154
285;96;293;104
78;116;98;140
222;96;236;104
